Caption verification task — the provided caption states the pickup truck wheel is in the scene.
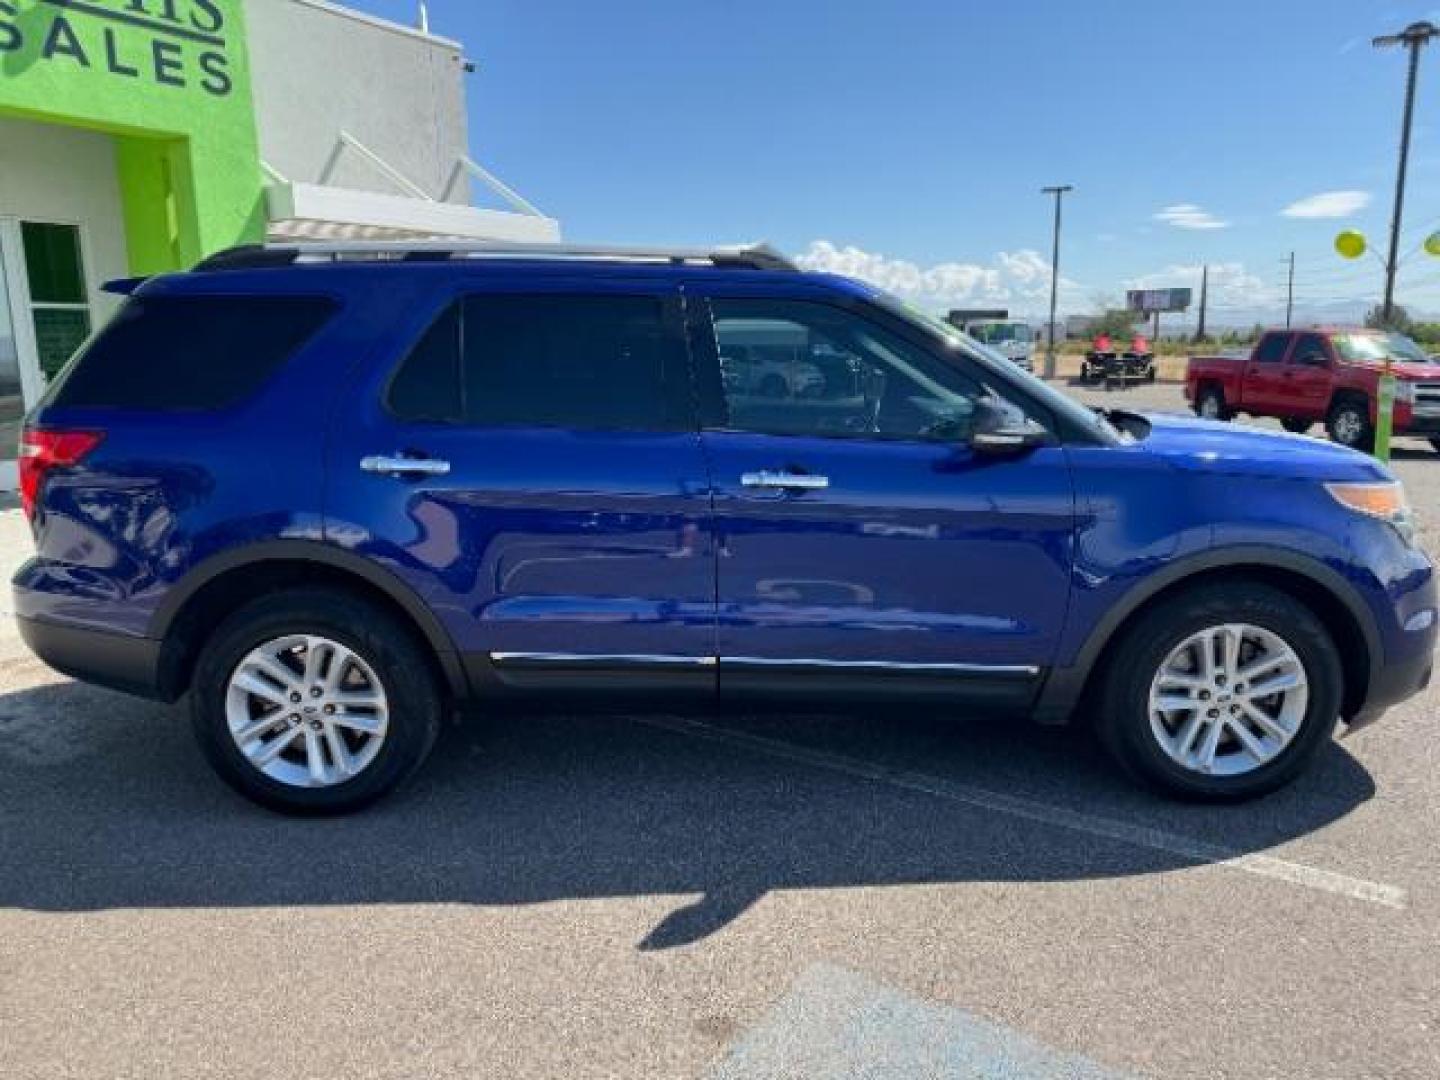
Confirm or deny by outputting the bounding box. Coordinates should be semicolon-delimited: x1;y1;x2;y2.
1096;582;1341;801
1281;418;1312;434
1195;385;1231;421
1326;399;1374;452
190;588;443;816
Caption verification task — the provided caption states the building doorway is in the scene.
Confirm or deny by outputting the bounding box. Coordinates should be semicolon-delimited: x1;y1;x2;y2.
0;218;96;488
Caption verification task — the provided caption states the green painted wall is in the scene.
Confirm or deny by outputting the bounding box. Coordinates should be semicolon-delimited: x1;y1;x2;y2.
0;0;263;273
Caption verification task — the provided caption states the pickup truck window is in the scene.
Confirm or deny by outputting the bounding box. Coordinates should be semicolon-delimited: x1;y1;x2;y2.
1332;331;1435;365
1253;334;1290;364
1291;334;1329;366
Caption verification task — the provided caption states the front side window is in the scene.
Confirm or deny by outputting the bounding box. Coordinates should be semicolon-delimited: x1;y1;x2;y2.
1290;333;1329;367
1253;334;1290;364
707;298;1032;442
387;294;687;431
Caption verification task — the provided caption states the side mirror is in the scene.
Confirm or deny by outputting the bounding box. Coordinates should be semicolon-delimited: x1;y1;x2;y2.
971;426;1047;455
968;398;1048;455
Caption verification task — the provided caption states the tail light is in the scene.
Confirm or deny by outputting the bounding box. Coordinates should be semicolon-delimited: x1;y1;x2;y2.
19;428;104;521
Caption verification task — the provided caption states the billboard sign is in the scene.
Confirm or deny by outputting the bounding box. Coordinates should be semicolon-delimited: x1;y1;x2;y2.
1126;288;1192;313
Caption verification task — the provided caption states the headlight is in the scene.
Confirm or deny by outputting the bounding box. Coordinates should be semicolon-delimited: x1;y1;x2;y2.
1326;480;1417;545
1395;380;1416;404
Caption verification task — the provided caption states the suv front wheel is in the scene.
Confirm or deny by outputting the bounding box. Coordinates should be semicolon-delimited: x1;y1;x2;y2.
1096;582;1341;801
190;589;442;815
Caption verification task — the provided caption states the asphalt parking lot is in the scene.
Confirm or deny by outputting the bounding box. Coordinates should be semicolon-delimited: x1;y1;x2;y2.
0;383;1437;1079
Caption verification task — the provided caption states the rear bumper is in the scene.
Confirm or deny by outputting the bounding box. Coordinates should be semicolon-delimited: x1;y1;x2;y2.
17;615;167;701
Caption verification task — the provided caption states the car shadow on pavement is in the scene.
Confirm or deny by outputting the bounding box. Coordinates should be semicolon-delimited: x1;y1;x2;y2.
0;679;1378;950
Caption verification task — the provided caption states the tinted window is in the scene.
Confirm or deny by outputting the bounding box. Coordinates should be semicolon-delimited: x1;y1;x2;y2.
387;305;462;422
1253;333;1290;364
47;295;336;411
387;294;686;431
465;295;682;430
708;298;1033;442
1291;333;1329;366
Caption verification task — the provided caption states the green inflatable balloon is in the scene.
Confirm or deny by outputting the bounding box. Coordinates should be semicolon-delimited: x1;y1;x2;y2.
1335;230;1367;259
1425;232;1440;257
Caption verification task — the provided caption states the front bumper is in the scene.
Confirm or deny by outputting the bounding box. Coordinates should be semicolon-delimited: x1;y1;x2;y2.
17;615;167;701
1349;637;1434;728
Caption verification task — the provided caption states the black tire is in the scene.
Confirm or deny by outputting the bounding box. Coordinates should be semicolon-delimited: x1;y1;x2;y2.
1194;384;1231;421
1326;397;1374;452
1095;582;1341;802
1281;417;1313;434
190;588;443;815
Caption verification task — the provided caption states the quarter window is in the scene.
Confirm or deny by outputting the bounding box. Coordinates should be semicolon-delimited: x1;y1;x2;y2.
707;298;1030;442
46;295;337;411
387;294;687;431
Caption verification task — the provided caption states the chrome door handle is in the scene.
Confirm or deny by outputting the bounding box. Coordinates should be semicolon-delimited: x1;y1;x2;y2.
741;470;829;491
360;454;452;477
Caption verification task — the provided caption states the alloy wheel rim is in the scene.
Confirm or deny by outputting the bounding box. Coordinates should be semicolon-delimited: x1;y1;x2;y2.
1200;395;1220;418
1147;622;1308;777
1334;410;1362;444
225;635;389;788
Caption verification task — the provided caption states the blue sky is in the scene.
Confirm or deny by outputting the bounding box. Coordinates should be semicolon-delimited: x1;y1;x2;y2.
348;0;1440;325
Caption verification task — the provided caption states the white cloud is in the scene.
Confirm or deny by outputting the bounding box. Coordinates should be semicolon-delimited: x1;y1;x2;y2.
1126;262;1278;310
1280;189;1372;219
794;240;1081;315
1154;204;1230;230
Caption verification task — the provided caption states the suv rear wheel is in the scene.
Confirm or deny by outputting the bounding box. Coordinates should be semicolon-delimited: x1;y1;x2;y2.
1096;582;1340;801
1326;397;1374;452
190;589;442;815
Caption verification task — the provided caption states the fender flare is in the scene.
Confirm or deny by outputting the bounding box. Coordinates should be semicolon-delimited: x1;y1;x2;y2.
1032;545;1382;723
148;539;469;699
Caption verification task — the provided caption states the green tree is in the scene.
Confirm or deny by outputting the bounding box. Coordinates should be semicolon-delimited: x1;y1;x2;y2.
1087;308;1141;340
1363;303;1413;333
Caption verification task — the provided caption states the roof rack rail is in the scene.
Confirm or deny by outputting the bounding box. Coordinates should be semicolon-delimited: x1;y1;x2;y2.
193;240;800;273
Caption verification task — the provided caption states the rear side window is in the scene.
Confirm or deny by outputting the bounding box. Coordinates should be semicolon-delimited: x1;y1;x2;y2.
46;295;336;411
386;294;688;431
1252;333;1290;364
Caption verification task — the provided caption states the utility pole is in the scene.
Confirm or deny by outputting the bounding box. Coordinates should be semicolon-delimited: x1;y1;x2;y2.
1374;21;1438;323
1194;264;1209;342
1041;185;1072;379
1370;20;1436;462
1284;251;1295;328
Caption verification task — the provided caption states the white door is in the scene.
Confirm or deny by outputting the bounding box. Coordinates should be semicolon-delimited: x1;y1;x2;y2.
0;218;94;490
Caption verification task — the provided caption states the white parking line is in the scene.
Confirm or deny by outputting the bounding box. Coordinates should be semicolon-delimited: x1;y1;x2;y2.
641;715;1408;911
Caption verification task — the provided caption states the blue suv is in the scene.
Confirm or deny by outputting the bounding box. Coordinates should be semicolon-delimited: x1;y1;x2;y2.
13;242;1437;814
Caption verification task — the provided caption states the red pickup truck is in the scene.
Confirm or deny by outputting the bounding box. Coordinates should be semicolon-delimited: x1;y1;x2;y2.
1186;328;1440;453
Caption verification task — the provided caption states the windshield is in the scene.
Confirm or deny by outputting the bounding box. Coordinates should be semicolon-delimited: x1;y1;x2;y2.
873;294;1125;444
1332;331;1434;364
970;321;1032;345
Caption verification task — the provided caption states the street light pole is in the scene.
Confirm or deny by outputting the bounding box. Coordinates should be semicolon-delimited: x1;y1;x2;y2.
1375;21;1437;324
1371;20;1436;462
1041;185;1072;380
1284;251;1295;329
